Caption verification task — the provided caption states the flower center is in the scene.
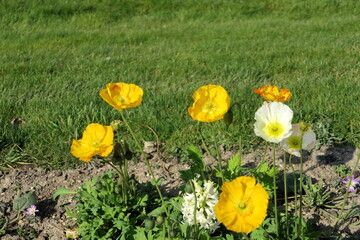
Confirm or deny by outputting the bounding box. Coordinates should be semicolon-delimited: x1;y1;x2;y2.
116;96;128;104
288;136;301;150
265;122;284;137
203;101;215;113
238;201;247;210
92;141;101;151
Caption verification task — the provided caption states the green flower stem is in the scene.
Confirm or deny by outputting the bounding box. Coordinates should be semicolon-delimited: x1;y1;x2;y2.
261;141;269;165
195;125;209;181
272;143;279;238
210;124;225;185
299;141;304;238
189;180;198;239
103;159;132;203
199;136;212;180
283;152;289;238
334;151;360;229
0;216;9;233
8;212;20;225
242;233;250;240
103;160;127;184
288;154;299;237
119;111;171;226
121;112;162;195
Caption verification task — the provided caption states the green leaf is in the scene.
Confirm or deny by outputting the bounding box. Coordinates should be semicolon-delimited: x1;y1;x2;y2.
255;161;269;174
169;198;182;212
52;186;77;201
344;205;360;220
225;234;234;240
13;191;37;212
179;169;195;182
188;145;204;170
150;177;164;187
114;219;128;230
148;206;165;217
134;193;148;208
133;228;148;240
250;228;266;240
227;153;241;174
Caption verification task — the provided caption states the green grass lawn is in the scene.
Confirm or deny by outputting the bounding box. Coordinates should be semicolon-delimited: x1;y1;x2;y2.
1;0;359;169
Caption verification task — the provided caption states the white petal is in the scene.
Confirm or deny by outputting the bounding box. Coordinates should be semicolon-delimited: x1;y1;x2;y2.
302;130;316;151
287;148;301;157
291;124;301;136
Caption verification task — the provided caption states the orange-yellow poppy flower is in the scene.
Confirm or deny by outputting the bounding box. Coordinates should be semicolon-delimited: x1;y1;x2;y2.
254;85;291;102
100;83;143;111
214;176;269;234
70;123;114;162
188;85;230;122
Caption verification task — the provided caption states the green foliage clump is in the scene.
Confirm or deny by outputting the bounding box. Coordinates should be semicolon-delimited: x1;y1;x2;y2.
66;172;150;239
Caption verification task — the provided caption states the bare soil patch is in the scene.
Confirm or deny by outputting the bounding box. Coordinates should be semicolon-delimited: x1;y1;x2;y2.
0;145;359;239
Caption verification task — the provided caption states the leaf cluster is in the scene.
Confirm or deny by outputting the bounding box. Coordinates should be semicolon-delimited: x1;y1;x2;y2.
66;172;153;240
302;177;337;209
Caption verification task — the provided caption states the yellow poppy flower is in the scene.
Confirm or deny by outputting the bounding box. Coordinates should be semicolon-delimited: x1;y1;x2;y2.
188;85;230;122
214;176;269;234
70;123;114;162
254;85;291;102
100;82;143;111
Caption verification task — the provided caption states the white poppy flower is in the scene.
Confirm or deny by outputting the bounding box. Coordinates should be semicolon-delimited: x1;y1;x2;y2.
254;102;293;143
280;123;316;157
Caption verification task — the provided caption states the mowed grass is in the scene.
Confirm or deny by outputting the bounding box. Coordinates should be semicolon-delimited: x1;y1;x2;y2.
1;0;359;169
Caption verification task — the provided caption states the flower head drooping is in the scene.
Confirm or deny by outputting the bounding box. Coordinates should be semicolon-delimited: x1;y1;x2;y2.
100;82;144;111
254;85;292;102
254;102;293;143
188;85;230;122
342;175;359;193
25;205;39;216
70;123;114;162
280;123;317;157
215;176;269;234
182;179;220;232
65;228;80;239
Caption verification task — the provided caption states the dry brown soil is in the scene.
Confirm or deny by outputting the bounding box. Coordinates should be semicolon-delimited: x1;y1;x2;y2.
0;145;359;240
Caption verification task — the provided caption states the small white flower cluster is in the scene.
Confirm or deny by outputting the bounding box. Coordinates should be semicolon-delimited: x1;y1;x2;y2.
182;179;220;232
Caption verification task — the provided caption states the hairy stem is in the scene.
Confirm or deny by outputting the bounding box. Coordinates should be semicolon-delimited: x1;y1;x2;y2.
211;124;225;185
120;111;171;237
283;152;289;238
272;143;279;237
299;143;304;238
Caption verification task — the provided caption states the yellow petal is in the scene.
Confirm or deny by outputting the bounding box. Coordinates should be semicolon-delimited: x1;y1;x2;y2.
215;176;269;234
100;82;143;111
100;88;119;110
188;85;230;122
70;123;114;162
70;139;96;162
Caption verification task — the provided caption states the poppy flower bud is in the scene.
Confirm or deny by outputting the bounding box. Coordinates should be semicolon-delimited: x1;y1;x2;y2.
112;143;125;165
223;109;233;126
156;215;164;225
144;218;155;230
